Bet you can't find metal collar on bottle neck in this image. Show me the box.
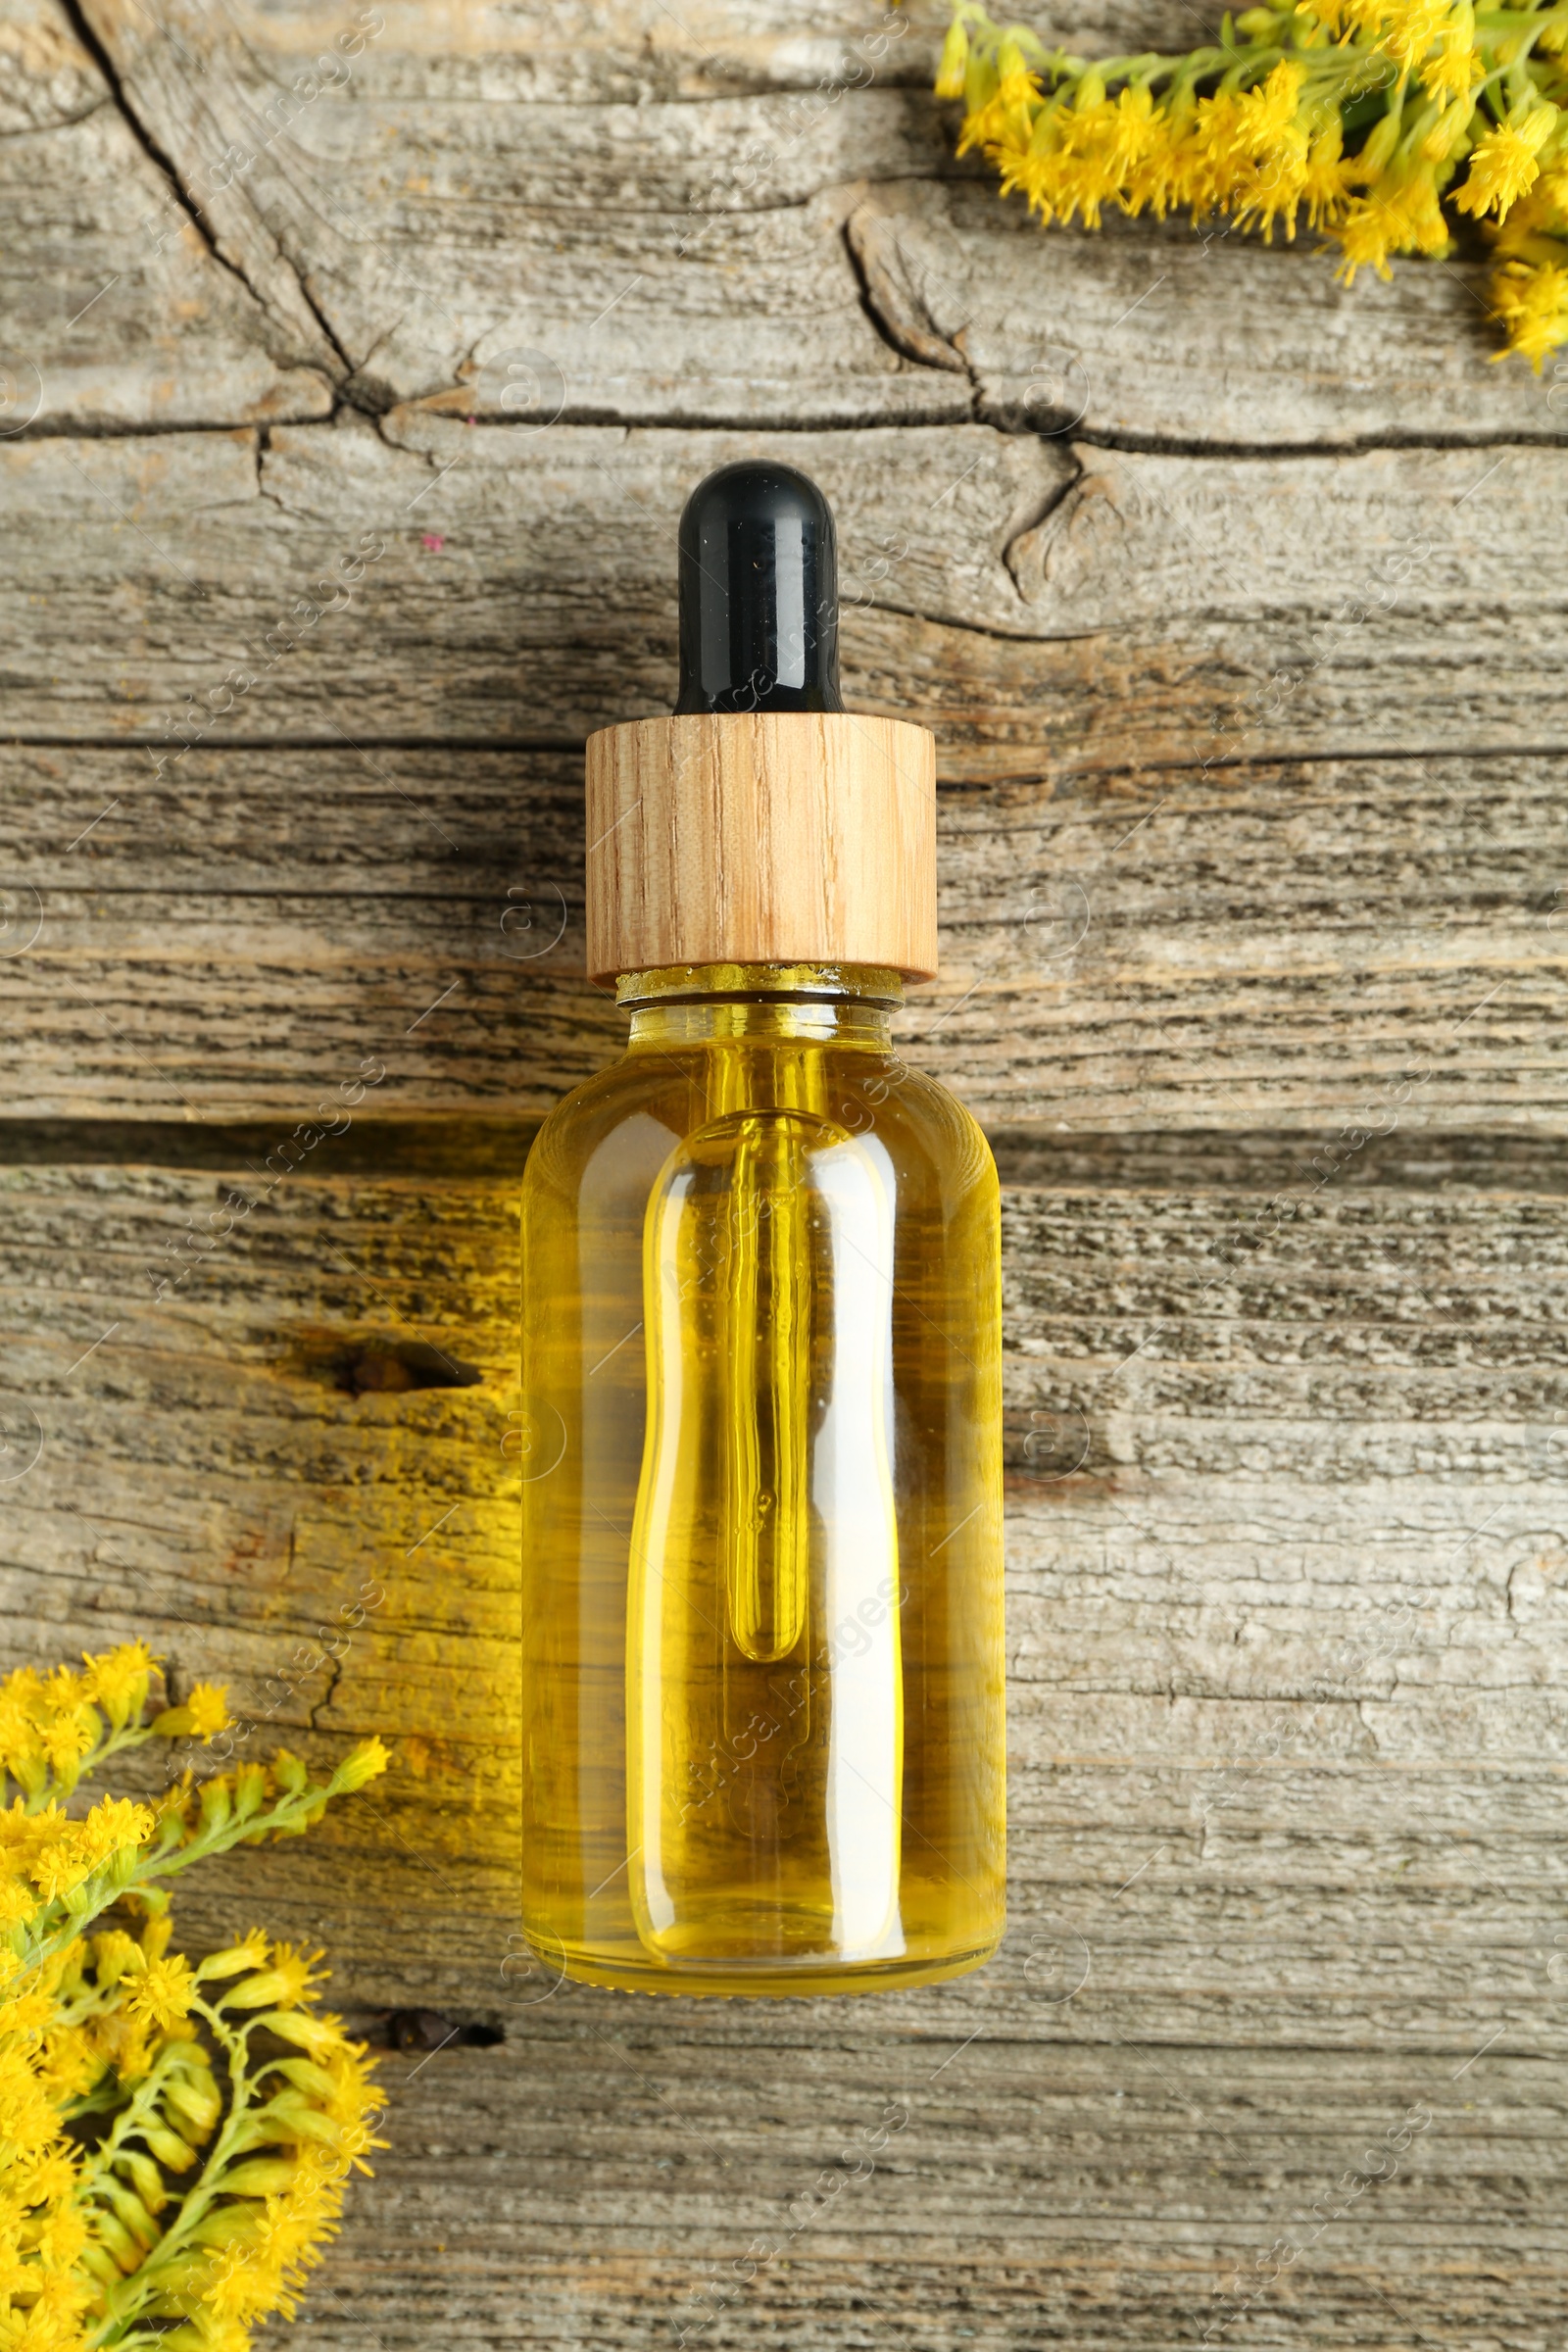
[614,961,905,1009]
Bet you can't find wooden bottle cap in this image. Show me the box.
[585,710,937,985]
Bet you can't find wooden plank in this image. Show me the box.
[288,2220,1568,2352]
[0,743,1558,1126]
[2,1157,1564,2002]
[6,3,1565,2345]
[0,420,1071,744]
[848,183,1568,450]
[206,0,1200,88]
[18,0,1550,437]
[67,0,961,422]
[0,0,334,428]
[1,1154,1564,2341]
[3,419,1562,764]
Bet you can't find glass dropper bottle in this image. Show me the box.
[518,461,1005,1996]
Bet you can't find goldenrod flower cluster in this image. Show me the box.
[0,1646,389,2351]
[940,0,1568,365]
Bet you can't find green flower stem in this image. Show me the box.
[19,1788,342,1982]
[968,28,1506,119]
[17,1723,162,1816]
[53,1982,131,2034]
[74,2042,193,2193]
[946,0,1568,363]
[86,1997,262,2346]
[2,1649,386,2352]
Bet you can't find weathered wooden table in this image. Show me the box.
[3,0,1565,2342]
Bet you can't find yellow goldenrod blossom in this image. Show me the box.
[153,1680,232,1741]
[935,14,969,100]
[1380,0,1457,70]
[1337,165,1452,278]
[186,1683,231,1739]
[331,1737,391,1793]
[941,1,1568,365]
[36,1713,95,1777]
[1302,119,1357,226]
[221,1943,323,2012]
[0,1647,387,2352]
[198,1929,272,1981]
[1454,103,1560,216]
[1420,1,1482,103]
[77,1641,155,1727]
[125,1951,197,2030]
[1489,256,1568,361]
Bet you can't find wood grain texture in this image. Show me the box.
[2,417,1563,768]
[4,0,1566,2340]
[0,744,1559,1127]
[6,1153,1566,2009]
[584,714,938,979]
[17,0,1553,439]
[847,182,1568,450]
[0,0,334,429]
[0,1159,1564,2346]
[60,0,960,421]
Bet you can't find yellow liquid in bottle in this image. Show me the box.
[519,967,1004,1997]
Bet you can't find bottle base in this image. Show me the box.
[546,1937,1003,1999]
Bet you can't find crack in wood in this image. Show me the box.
[58,0,304,357]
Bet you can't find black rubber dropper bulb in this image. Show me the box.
[674,461,844,715]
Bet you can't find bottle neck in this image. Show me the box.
[621,962,900,1052]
